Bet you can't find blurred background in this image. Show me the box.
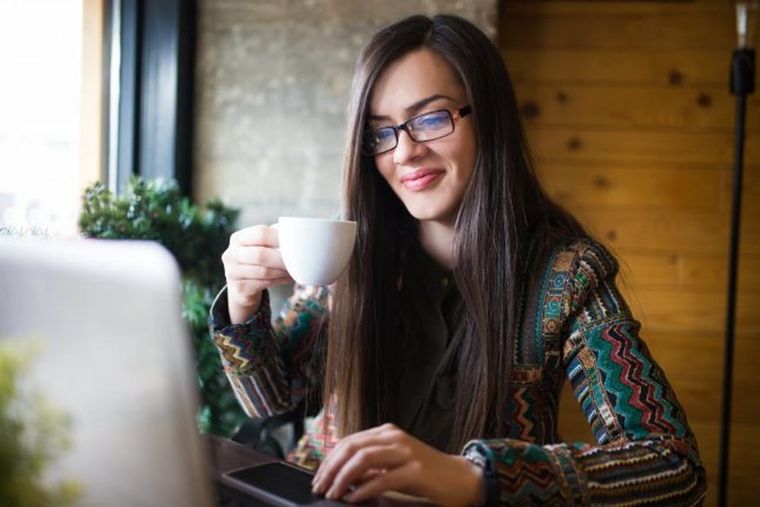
[0,0,757,505]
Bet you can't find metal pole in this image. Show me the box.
[718,46,755,507]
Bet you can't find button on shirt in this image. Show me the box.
[395,242,465,452]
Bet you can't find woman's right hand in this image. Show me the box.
[222,225,293,324]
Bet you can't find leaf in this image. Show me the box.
[0,343,83,506]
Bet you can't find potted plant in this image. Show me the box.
[0,343,82,506]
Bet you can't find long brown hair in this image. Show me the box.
[324,14,587,452]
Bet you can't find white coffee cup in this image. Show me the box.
[275,217,357,286]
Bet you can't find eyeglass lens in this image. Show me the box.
[364,109,454,155]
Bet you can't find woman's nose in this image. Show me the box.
[392,129,428,165]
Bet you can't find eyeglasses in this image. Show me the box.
[362,105,472,156]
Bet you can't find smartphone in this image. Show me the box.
[224,462,322,506]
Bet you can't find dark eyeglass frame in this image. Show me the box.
[362,105,472,156]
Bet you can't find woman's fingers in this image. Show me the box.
[225,263,290,281]
[233,245,287,270]
[223,225,289,323]
[227,276,293,311]
[323,445,411,500]
[343,461,419,503]
[228,276,293,295]
[313,424,404,495]
[355,468,386,484]
[230,225,279,248]
[312,425,482,506]
[223,226,291,297]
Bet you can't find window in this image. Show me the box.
[0,0,88,238]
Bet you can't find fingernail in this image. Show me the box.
[326,488,335,500]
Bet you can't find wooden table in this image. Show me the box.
[207,435,432,506]
[209,434,278,478]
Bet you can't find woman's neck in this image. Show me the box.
[418,219,456,270]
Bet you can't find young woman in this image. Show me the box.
[211,14,706,506]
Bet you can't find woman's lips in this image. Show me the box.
[400,169,445,191]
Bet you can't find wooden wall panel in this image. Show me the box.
[528,127,759,166]
[536,163,724,211]
[617,251,681,287]
[514,84,760,131]
[678,254,760,290]
[742,166,760,218]
[618,251,760,291]
[502,4,735,50]
[571,208,760,254]
[505,0,734,15]
[503,48,730,85]
[726,422,760,501]
[618,286,760,337]
[502,1,759,504]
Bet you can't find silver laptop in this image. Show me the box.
[0,238,215,507]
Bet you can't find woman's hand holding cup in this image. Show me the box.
[222,225,293,324]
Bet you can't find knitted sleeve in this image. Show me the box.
[463,241,706,505]
[209,284,329,418]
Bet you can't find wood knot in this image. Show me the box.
[606,230,617,241]
[567,137,583,151]
[521,100,540,119]
[668,70,684,85]
[592,175,610,189]
[697,93,712,108]
[556,90,568,103]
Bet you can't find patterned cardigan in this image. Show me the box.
[210,239,706,505]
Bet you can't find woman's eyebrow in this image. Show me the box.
[367,94,456,121]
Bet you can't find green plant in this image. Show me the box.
[0,342,83,507]
[78,177,246,436]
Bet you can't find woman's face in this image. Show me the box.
[368,49,477,225]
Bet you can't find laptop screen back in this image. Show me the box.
[0,238,214,507]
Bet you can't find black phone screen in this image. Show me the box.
[225,462,318,506]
